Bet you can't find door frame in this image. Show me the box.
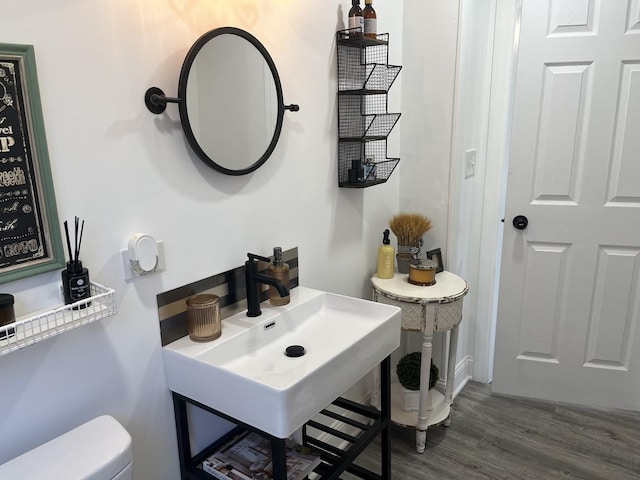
[462,0,522,383]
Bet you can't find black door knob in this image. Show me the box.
[512,215,528,230]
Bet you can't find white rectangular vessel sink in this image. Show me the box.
[163,286,401,438]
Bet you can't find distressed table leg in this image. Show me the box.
[443,326,459,427]
[415,428,427,453]
[415,330,434,453]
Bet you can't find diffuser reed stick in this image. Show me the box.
[64,220,73,263]
[64,216,85,263]
[389,213,432,246]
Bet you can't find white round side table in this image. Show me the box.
[371,271,468,453]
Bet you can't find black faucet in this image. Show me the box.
[245,253,289,317]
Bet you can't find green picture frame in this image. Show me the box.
[0,43,64,284]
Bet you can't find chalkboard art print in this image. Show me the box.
[0,44,63,283]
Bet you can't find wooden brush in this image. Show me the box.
[389,213,432,245]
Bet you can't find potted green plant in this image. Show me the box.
[396,352,439,412]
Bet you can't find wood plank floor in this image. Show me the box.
[348,381,640,480]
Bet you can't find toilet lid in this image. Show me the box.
[0,415,132,480]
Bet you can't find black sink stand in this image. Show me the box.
[171,356,392,480]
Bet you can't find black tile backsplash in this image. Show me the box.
[156,247,299,346]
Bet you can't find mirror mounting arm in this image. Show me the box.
[145,87,181,115]
[284,104,300,112]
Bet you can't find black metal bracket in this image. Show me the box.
[144,87,181,114]
[170,356,392,480]
[146,85,297,117]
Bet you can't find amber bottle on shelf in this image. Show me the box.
[363,0,377,39]
[348,0,363,37]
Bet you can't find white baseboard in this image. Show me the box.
[433,353,473,398]
[452,354,473,398]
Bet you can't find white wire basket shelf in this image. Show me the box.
[0,282,116,356]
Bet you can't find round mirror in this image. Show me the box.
[177,27,285,175]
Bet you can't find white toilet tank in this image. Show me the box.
[0,415,133,480]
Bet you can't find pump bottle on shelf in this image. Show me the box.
[268,247,290,306]
[377,229,394,279]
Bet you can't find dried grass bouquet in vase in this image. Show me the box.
[389,213,432,273]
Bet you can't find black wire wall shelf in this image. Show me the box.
[336,32,388,47]
[336,29,401,188]
[338,112,401,139]
[338,63,402,93]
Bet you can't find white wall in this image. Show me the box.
[397,0,446,370]
[0,2,404,479]
[400,0,459,253]
[400,0,467,384]
[400,0,508,391]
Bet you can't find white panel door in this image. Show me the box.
[493,0,640,410]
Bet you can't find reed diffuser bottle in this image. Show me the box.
[62,261,90,307]
[62,216,91,308]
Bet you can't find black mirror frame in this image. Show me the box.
[178,27,285,176]
[145,27,299,175]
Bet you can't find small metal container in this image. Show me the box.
[0,293,16,339]
[186,294,221,342]
[408,260,437,286]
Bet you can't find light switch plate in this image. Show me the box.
[465,149,477,178]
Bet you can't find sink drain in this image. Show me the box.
[285,345,305,357]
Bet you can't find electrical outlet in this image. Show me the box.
[465,149,477,178]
